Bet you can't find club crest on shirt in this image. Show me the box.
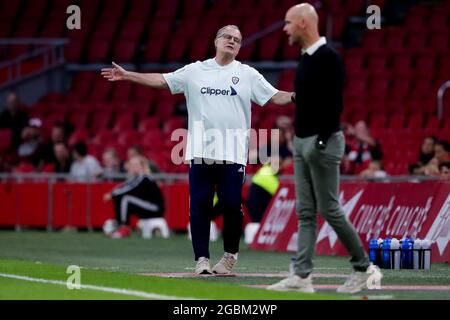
[232,76,239,85]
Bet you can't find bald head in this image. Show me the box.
[287,3,318,25]
[283,3,320,47]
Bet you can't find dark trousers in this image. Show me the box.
[113,195,161,225]
[247,184,273,223]
[189,159,245,261]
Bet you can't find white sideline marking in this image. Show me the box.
[0,273,198,300]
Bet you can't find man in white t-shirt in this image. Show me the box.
[101,25,294,274]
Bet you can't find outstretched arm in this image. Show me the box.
[101,62,168,89]
[269,91,295,105]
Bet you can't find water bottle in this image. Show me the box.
[381,238,392,269]
[377,238,383,266]
[413,239,422,269]
[390,238,401,269]
[401,238,413,269]
[369,239,379,266]
[421,239,432,270]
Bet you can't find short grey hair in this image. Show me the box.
[215,25,242,39]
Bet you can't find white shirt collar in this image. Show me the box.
[302,37,327,55]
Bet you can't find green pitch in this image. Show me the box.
[0,231,449,300]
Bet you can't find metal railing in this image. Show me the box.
[437,80,450,120]
[0,38,68,90]
[0,172,439,183]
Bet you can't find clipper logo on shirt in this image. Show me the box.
[200,86,237,96]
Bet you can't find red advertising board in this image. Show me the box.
[251,181,450,263]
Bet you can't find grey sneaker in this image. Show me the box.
[337,264,383,294]
[195,257,212,275]
[266,274,315,293]
[212,253,237,274]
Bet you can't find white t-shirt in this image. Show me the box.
[70,155,103,181]
[163,58,278,165]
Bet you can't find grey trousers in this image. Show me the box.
[293,131,370,278]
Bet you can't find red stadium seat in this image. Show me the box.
[367,75,390,100]
[89,79,112,102]
[128,0,153,19]
[0,129,12,152]
[65,40,84,63]
[182,0,206,18]
[14,162,35,173]
[189,37,211,61]
[414,52,436,75]
[90,110,112,132]
[367,50,388,75]
[40,19,67,37]
[154,99,177,121]
[117,130,141,147]
[390,52,412,75]
[369,114,387,130]
[407,114,424,130]
[68,129,90,146]
[162,117,186,134]
[344,49,365,75]
[258,32,282,60]
[113,113,135,132]
[154,0,179,20]
[68,111,89,129]
[166,34,190,62]
[427,12,449,31]
[142,130,166,150]
[425,116,441,131]
[41,163,56,173]
[384,28,405,51]
[389,76,411,100]
[428,31,450,51]
[111,82,132,102]
[87,39,111,62]
[138,117,160,133]
[144,37,168,62]
[361,29,384,48]
[91,130,117,146]
[345,73,367,99]
[113,39,138,62]
[404,31,426,50]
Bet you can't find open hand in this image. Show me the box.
[101,62,127,81]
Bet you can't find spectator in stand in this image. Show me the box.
[16,118,45,168]
[41,122,69,168]
[344,120,383,174]
[415,140,450,177]
[418,136,437,166]
[102,147,124,179]
[359,160,387,179]
[127,145,160,173]
[439,161,450,181]
[434,140,450,164]
[70,142,102,181]
[53,142,72,173]
[0,92,29,148]
[409,136,437,175]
